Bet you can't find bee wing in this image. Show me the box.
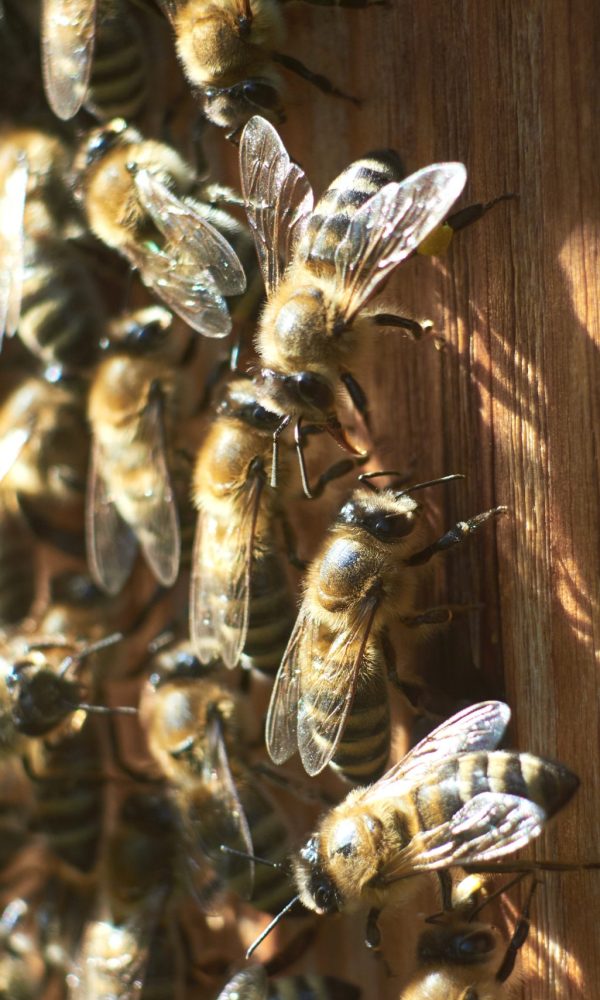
[0,154,28,342]
[0,427,31,482]
[190,474,263,669]
[377,792,547,883]
[41,0,96,119]
[217,968,268,1000]
[297,589,382,777]
[130,170,246,337]
[86,437,138,595]
[200,712,255,899]
[334,163,467,323]
[265,605,310,766]
[363,701,511,800]
[239,115,314,294]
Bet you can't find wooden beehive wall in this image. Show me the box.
[207,0,599,996]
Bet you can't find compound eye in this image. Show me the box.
[457,931,494,958]
[314,882,335,912]
[370,511,415,540]
[293,372,334,411]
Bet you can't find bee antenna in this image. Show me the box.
[397,473,465,496]
[245,895,301,960]
[59,632,124,677]
[219,844,282,869]
[358,470,407,493]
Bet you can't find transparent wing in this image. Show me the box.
[0,155,28,342]
[334,163,467,322]
[41,0,96,119]
[265,606,309,766]
[0,427,31,483]
[363,701,510,802]
[86,438,138,596]
[132,170,246,337]
[239,115,314,294]
[378,793,547,883]
[297,589,381,777]
[190,474,263,669]
[127,384,180,587]
[200,712,255,899]
[217,968,268,1000]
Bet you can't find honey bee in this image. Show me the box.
[140,642,293,912]
[218,966,361,1000]
[266,475,505,782]
[400,873,538,1000]
[0,493,36,626]
[86,305,201,594]
[0,126,107,367]
[154,0,379,139]
[247,702,579,957]
[190,377,297,674]
[239,116,467,481]
[67,791,192,1000]
[0,371,90,576]
[74,119,249,335]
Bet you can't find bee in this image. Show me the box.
[400,873,538,1000]
[218,966,361,1000]
[247,702,579,957]
[0,493,36,626]
[67,791,194,1000]
[74,119,249,335]
[140,642,293,913]
[190,377,297,674]
[0,126,107,367]
[86,305,202,594]
[238,116,467,485]
[0,371,90,577]
[266,474,505,782]
[154,0,380,140]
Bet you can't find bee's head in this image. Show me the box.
[107,306,173,355]
[418,922,498,967]
[218,378,281,433]
[338,489,420,543]
[6,658,79,736]
[201,80,284,138]
[73,118,137,187]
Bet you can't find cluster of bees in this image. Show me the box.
[0,0,589,997]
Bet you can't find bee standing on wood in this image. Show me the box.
[239,116,467,492]
[247,703,579,957]
[266,474,505,782]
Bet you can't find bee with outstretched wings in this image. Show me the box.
[289,701,579,934]
[239,115,467,485]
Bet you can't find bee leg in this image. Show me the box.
[309,455,368,500]
[445,192,517,236]
[371,312,433,341]
[341,371,372,433]
[273,52,361,105]
[407,506,508,566]
[365,907,382,949]
[495,878,539,983]
[279,511,307,570]
[201,182,246,209]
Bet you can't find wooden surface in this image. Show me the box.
[209,0,599,996]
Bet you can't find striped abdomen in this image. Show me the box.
[19,236,105,368]
[86,0,148,122]
[399,750,580,840]
[242,552,296,676]
[24,720,102,872]
[296,150,404,279]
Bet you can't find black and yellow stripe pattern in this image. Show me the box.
[297,151,404,280]
[241,553,296,676]
[86,0,148,122]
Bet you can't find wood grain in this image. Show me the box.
[211,0,598,996]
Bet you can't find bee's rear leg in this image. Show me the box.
[495,878,539,983]
[445,193,517,237]
[273,52,360,104]
[407,506,507,566]
[370,312,434,341]
[341,370,371,433]
[309,454,368,500]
